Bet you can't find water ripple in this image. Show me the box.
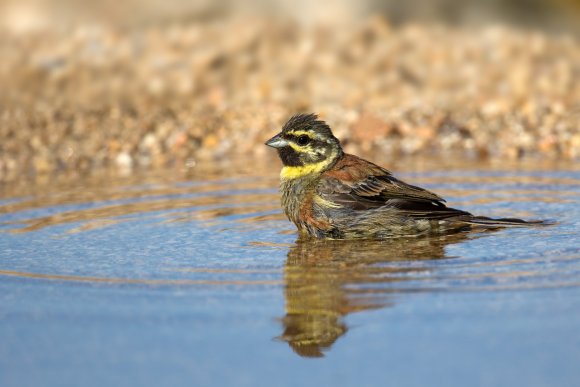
[1,166,579,357]
[0,168,579,293]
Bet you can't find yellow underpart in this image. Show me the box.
[314,194,342,209]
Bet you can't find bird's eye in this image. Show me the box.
[297,135,310,146]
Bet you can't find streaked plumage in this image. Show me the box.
[266,113,546,239]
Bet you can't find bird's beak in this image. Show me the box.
[265,133,289,148]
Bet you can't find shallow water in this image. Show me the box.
[1,159,579,387]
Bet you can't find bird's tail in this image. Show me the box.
[461,215,552,228]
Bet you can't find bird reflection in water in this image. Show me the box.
[276,232,476,358]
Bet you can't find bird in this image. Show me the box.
[265,113,547,239]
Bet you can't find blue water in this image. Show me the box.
[1,164,579,387]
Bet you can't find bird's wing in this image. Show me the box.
[318,154,471,219]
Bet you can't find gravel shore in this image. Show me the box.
[1,17,579,179]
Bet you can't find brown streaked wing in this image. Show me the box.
[320,154,446,205]
[317,174,472,219]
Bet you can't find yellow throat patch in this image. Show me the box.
[280,161,329,180]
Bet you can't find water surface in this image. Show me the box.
[1,159,579,387]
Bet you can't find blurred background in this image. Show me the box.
[1,0,580,180]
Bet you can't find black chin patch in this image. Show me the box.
[277,146,303,166]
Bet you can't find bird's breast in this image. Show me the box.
[280,178,308,224]
[280,177,333,234]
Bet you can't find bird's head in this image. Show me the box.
[265,114,343,178]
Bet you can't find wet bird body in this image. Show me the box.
[267,114,545,239]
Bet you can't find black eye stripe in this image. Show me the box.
[286,134,309,141]
[285,134,321,145]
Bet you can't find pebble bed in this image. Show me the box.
[1,17,579,179]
